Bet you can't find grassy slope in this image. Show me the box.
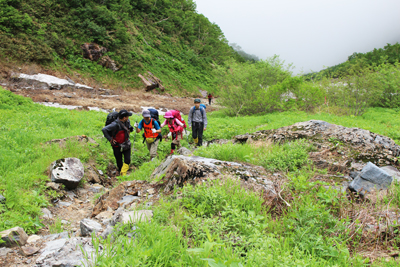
[0,0,245,94]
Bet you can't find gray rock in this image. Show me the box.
[0,247,12,257]
[58,201,72,207]
[21,245,40,256]
[88,184,104,193]
[50,158,84,190]
[42,231,68,241]
[349,162,393,195]
[0,194,5,204]
[35,237,99,267]
[349,171,360,180]
[80,219,103,237]
[0,227,28,247]
[117,195,139,207]
[380,166,400,182]
[41,208,53,219]
[27,235,42,244]
[100,226,114,240]
[177,147,192,156]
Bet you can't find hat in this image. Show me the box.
[164,111,174,118]
[194,98,201,103]
[142,110,151,118]
[119,109,132,117]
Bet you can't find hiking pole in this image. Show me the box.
[185,128,189,146]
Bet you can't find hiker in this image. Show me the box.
[160,111,184,155]
[135,110,162,160]
[207,93,213,105]
[188,98,207,147]
[102,110,134,176]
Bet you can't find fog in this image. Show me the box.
[195,0,400,74]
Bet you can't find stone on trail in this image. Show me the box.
[20,245,40,256]
[0,227,28,247]
[35,237,99,266]
[27,235,42,244]
[100,226,114,240]
[0,247,12,257]
[80,218,103,237]
[50,158,84,190]
[349,162,393,195]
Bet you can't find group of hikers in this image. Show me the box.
[102,98,209,176]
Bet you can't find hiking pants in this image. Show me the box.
[112,146,131,171]
[171,132,182,150]
[192,122,204,146]
[146,139,160,159]
[208,98,212,105]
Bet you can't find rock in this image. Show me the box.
[42,232,68,241]
[45,182,61,191]
[27,235,42,244]
[177,147,192,156]
[50,158,84,190]
[0,227,28,247]
[85,165,102,184]
[98,170,104,176]
[58,201,72,207]
[20,246,40,256]
[35,237,99,266]
[0,247,12,257]
[88,184,104,193]
[147,188,155,195]
[349,162,393,195]
[0,194,5,204]
[80,219,103,237]
[349,171,360,180]
[100,226,114,240]
[98,55,122,72]
[41,208,53,219]
[81,43,107,61]
[117,195,140,207]
[95,210,114,221]
[151,155,277,201]
[16,73,93,91]
[380,166,400,182]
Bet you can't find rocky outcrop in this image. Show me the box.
[234,120,400,166]
[14,73,93,90]
[80,219,103,237]
[50,158,84,190]
[152,155,277,201]
[98,55,122,72]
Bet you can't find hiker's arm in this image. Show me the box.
[136,120,143,133]
[175,118,184,127]
[153,121,162,133]
[102,123,117,142]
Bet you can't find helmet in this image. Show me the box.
[164,111,174,118]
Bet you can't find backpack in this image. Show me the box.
[170,110,187,128]
[200,104,206,110]
[190,106,205,121]
[148,108,161,126]
[105,111,119,126]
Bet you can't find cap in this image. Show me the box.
[142,110,151,118]
[119,109,132,117]
[194,98,201,103]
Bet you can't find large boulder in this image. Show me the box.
[151,155,277,201]
[349,162,393,195]
[0,227,28,247]
[380,166,400,182]
[50,158,84,190]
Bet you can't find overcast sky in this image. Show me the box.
[195,0,400,74]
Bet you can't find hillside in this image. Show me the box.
[304,42,400,80]
[0,0,247,94]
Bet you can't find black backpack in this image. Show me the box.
[105,111,119,126]
[148,108,161,126]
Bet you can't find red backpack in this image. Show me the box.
[170,110,186,128]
